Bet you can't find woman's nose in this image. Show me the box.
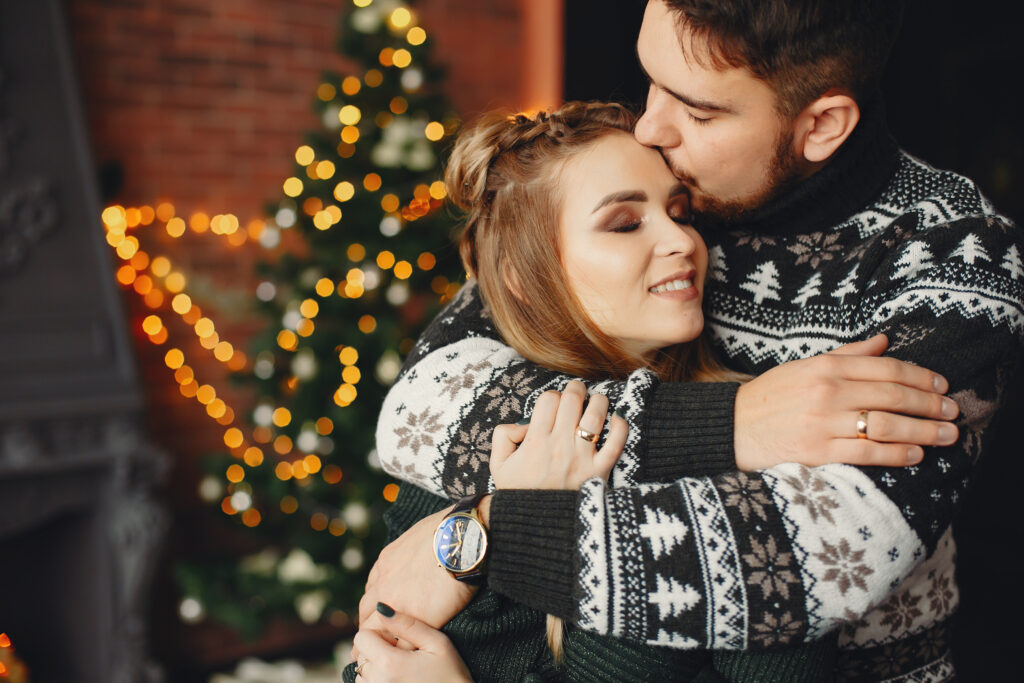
[653,220,697,257]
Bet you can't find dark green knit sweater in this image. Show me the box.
[343,483,837,682]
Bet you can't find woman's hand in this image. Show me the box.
[490,380,628,489]
[734,334,960,471]
[353,603,472,682]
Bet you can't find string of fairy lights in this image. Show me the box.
[102,0,462,536]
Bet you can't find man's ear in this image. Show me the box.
[793,90,860,164]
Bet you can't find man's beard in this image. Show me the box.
[672,128,802,227]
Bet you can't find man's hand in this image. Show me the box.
[358,507,477,631]
[734,334,960,470]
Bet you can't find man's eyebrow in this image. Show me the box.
[592,190,647,213]
[668,183,689,199]
[637,52,735,114]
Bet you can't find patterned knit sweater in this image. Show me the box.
[375,103,1024,682]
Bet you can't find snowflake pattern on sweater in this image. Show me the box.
[375,146,1024,682]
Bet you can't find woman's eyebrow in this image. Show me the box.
[592,190,647,213]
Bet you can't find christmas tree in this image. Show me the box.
[173,0,464,635]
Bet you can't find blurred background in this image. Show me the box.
[0,0,1019,681]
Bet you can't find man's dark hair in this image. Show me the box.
[661,0,905,116]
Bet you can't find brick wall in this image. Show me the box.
[66,0,548,663]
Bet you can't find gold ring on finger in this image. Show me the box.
[856,410,869,439]
[576,427,599,444]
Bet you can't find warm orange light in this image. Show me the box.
[283,177,304,197]
[303,197,323,216]
[378,47,395,67]
[299,299,320,318]
[221,497,237,515]
[316,83,336,101]
[142,315,163,335]
[292,460,309,479]
[347,243,366,261]
[194,317,215,337]
[424,121,445,141]
[139,205,155,225]
[310,512,328,530]
[214,341,234,362]
[277,329,298,350]
[390,7,412,28]
[272,407,292,427]
[273,435,293,454]
[125,207,141,228]
[217,406,235,426]
[316,160,336,179]
[303,454,322,474]
[334,181,355,203]
[150,255,171,278]
[182,305,202,325]
[116,236,140,260]
[242,509,261,527]
[316,417,334,435]
[329,519,347,536]
[133,274,153,295]
[393,260,413,280]
[224,428,244,449]
[389,97,408,115]
[381,194,400,213]
[337,142,356,158]
[166,217,186,237]
[165,348,185,369]
[174,366,194,385]
[247,219,265,241]
[144,289,165,309]
[323,465,343,484]
[207,399,227,419]
[342,366,362,384]
[106,230,126,247]
[199,333,219,350]
[130,251,150,271]
[253,426,272,443]
[190,212,210,233]
[116,265,137,285]
[170,293,191,315]
[165,272,186,293]
[342,75,361,95]
[407,26,426,45]
[383,483,400,502]
[148,327,169,345]
[156,202,175,222]
[226,464,245,483]
[275,461,293,481]
[431,275,449,294]
[335,383,357,404]
[363,173,382,191]
[365,68,383,87]
[357,315,376,334]
[296,319,315,337]
[339,104,362,126]
[429,181,447,199]
[315,278,335,297]
[243,447,264,467]
[392,49,412,69]
[340,125,360,144]
[196,384,216,405]
[417,252,436,270]
[376,251,395,270]
[179,380,198,398]
[0,632,12,648]
[338,346,359,365]
[227,351,247,371]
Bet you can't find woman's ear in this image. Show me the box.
[793,90,860,164]
[502,262,526,302]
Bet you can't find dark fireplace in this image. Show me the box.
[0,2,165,681]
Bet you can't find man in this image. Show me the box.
[359,1,1023,680]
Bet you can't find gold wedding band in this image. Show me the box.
[576,427,599,443]
[856,410,869,439]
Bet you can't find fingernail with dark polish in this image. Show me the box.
[516,417,530,425]
[377,602,395,617]
[613,410,625,420]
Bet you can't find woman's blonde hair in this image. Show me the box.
[446,101,745,661]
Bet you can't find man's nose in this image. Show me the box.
[635,90,681,150]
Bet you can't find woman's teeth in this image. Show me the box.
[649,279,692,293]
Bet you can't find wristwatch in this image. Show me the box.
[433,493,488,585]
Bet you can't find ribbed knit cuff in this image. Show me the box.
[486,488,579,621]
[643,382,739,480]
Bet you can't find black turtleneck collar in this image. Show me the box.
[698,96,900,237]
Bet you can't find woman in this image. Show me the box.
[348,101,917,681]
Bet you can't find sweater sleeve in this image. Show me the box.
[375,282,739,500]
[485,216,1024,649]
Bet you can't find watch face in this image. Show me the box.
[434,513,486,573]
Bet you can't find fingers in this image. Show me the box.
[828,333,888,357]
[818,354,949,395]
[577,392,609,440]
[825,438,925,466]
[594,414,628,480]
[490,423,528,470]
[354,628,411,665]
[528,390,561,435]
[374,605,452,652]
[553,380,587,436]
[839,382,959,421]
[844,410,959,447]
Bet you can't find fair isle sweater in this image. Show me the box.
[375,103,1024,682]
